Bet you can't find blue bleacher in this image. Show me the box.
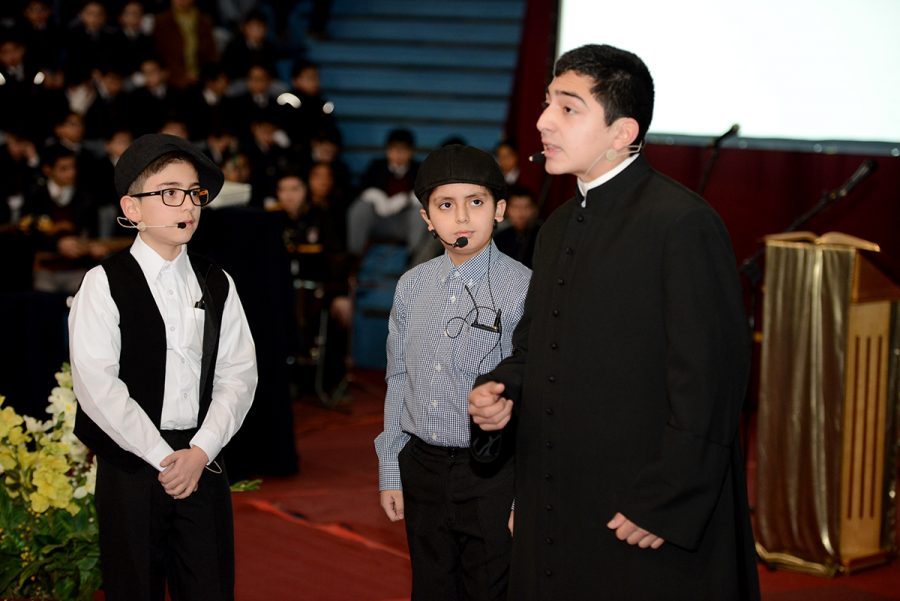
[288,0,524,176]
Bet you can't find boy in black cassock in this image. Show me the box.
[469,44,760,600]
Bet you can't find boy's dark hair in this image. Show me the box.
[554,44,654,146]
[41,144,76,169]
[506,185,536,204]
[495,139,518,153]
[242,8,268,26]
[385,128,415,149]
[290,59,317,79]
[414,144,506,211]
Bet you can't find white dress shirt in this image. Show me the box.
[69,234,258,471]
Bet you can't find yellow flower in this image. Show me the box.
[29,491,50,513]
[0,406,24,438]
[32,463,74,510]
[24,416,50,434]
[0,448,15,472]
[7,426,28,446]
[54,367,73,389]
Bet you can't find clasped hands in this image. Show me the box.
[467,381,665,550]
[158,446,209,500]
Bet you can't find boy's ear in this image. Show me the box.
[419,207,431,229]
[494,198,507,222]
[614,117,640,149]
[120,195,142,223]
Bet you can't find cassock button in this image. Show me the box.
[552,309,559,317]
[545,537,553,545]
[556,278,564,286]
[545,569,553,577]
[576,214,584,222]
[545,440,553,449]
[545,407,553,415]
[550,342,558,350]
[545,504,553,511]
[547,375,556,383]
[544,473,553,480]
[565,247,574,255]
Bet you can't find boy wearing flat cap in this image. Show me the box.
[69,133,258,601]
[374,144,531,600]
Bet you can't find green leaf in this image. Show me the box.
[230,478,263,492]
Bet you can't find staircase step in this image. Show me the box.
[307,41,518,70]
[331,0,525,20]
[320,66,512,97]
[329,94,507,123]
[328,19,521,46]
[338,121,503,152]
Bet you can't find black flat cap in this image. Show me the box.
[414,144,506,206]
[114,133,224,199]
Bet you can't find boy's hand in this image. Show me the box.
[159,446,209,500]
[607,512,665,549]
[380,490,404,521]
[508,510,515,536]
[468,381,513,431]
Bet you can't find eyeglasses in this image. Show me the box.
[131,188,211,207]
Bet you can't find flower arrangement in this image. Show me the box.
[0,363,100,601]
[0,364,262,600]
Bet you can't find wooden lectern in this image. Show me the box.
[755,232,900,575]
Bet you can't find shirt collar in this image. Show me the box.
[577,153,640,200]
[130,233,189,282]
[437,240,498,287]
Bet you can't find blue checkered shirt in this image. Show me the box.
[375,241,532,490]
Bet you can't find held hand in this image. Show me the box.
[468,381,513,431]
[380,490,404,521]
[607,512,665,549]
[508,510,515,536]
[158,446,209,500]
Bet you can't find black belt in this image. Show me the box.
[409,434,468,458]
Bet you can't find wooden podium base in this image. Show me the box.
[756,543,893,576]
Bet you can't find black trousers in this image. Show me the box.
[399,436,514,601]
[94,430,234,601]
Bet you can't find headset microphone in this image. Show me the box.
[117,217,187,231]
[529,151,546,164]
[431,229,469,248]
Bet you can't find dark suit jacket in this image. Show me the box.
[475,155,759,600]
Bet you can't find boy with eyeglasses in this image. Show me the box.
[69,133,258,601]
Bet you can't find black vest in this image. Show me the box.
[74,250,229,472]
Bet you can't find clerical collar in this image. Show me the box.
[577,153,640,204]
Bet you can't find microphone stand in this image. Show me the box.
[698,125,739,195]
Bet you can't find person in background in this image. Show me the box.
[494,140,520,186]
[112,1,155,78]
[346,128,422,257]
[493,185,540,269]
[153,0,219,89]
[220,9,278,83]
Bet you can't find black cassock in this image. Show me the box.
[474,155,760,600]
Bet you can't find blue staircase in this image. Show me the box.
[283,0,525,178]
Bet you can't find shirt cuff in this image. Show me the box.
[379,461,402,491]
[190,429,221,465]
[146,438,176,472]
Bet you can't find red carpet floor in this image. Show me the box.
[232,370,900,600]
